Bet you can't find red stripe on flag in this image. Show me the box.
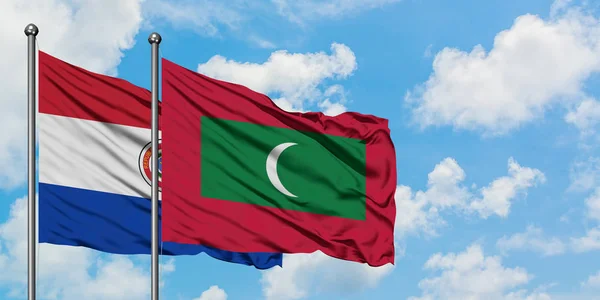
[39,51,157,128]
[161,58,397,266]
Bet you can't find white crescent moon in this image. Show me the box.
[266,142,298,198]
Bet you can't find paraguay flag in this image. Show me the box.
[37,51,282,269]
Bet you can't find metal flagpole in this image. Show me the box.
[148,32,162,300]
[24,23,39,300]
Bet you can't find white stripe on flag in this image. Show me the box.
[39,113,160,199]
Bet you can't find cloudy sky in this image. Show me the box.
[1,0,600,299]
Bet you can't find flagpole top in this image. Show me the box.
[148,32,162,45]
[24,24,39,37]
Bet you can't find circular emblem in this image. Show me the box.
[138,139,162,191]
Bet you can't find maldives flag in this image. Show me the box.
[161,59,397,266]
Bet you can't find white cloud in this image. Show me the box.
[581,270,600,289]
[396,157,545,237]
[571,227,600,253]
[417,157,471,209]
[144,0,399,38]
[585,188,600,221]
[317,85,349,116]
[193,285,228,300]
[260,251,394,300]
[318,99,347,116]
[248,35,277,49]
[570,186,600,253]
[550,0,574,17]
[272,0,401,24]
[496,186,600,255]
[496,225,567,257]
[409,244,548,300]
[0,196,176,299]
[160,257,176,274]
[197,43,356,113]
[143,0,396,46]
[569,157,600,192]
[394,185,444,238]
[504,290,553,300]
[0,0,144,188]
[406,5,600,136]
[423,44,434,58]
[469,158,546,218]
[143,0,244,37]
[565,98,600,137]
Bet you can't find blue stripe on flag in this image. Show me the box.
[39,182,282,269]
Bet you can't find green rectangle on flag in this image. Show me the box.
[200,117,367,220]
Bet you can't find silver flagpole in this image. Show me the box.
[24,23,38,300]
[148,32,162,300]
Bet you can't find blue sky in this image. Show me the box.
[1,0,600,299]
